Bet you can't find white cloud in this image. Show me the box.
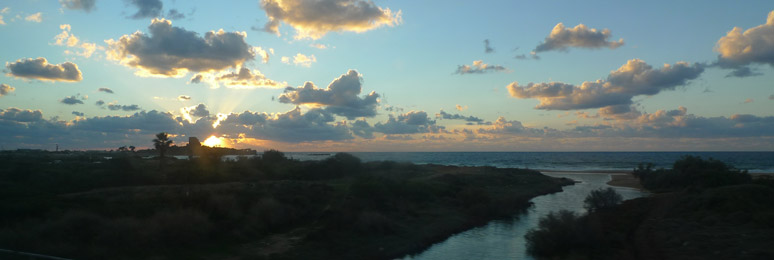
[25,12,42,23]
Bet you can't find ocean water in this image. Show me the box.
[286,152,774,173]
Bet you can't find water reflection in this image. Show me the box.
[402,173,647,260]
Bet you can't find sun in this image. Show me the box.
[202,135,223,147]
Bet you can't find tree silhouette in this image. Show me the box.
[152,132,173,158]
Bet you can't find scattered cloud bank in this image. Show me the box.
[25,12,42,23]
[53,24,97,58]
[714,10,774,77]
[259,0,402,39]
[279,69,379,119]
[533,22,624,53]
[508,59,704,110]
[6,57,83,82]
[190,67,286,89]
[60,0,96,12]
[484,39,494,53]
[0,84,15,96]
[454,60,507,74]
[106,18,255,77]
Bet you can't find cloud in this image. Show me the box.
[770,94,774,100]
[98,87,114,93]
[249,107,352,142]
[0,108,43,122]
[95,100,105,106]
[108,104,142,111]
[597,104,642,120]
[72,111,84,116]
[508,59,704,110]
[477,116,559,137]
[166,9,185,20]
[25,12,42,23]
[259,0,402,39]
[744,98,754,104]
[61,95,84,105]
[310,43,328,49]
[190,67,286,89]
[373,111,441,134]
[0,84,15,96]
[106,18,255,77]
[0,7,7,25]
[6,57,83,82]
[60,0,96,12]
[53,24,98,58]
[484,39,494,53]
[436,110,487,125]
[278,69,379,119]
[454,60,508,74]
[724,66,762,78]
[184,103,209,118]
[291,53,316,67]
[455,104,468,111]
[533,23,624,53]
[714,10,774,73]
[178,95,191,101]
[127,0,162,19]
[350,119,374,138]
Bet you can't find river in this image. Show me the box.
[401,172,648,260]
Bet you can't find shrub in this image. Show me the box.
[525,210,595,258]
[584,187,623,212]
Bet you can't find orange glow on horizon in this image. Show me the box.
[202,135,224,147]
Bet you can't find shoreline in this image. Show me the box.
[541,170,645,190]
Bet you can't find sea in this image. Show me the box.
[285,151,774,173]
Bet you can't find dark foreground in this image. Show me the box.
[0,150,571,260]
[525,156,774,260]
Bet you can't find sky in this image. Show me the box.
[1,0,773,152]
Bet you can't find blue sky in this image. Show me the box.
[1,0,773,151]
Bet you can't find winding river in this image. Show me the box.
[402,173,648,260]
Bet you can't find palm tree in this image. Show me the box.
[152,132,173,158]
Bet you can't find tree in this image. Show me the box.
[583,187,623,212]
[152,132,173,158]
[129,146,135,152]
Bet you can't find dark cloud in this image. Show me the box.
[279,70,379,119]
[714,11,774,73]
[533,23,624,53]
[61,95,84,105]
[0,84,15,96]
[98,87,114,94]
[260,0,402,39]
[508,59,704,110]
[166,9,185,20]
[350,119,374,138]
[60,0,96,12]
[484,39,494,53]
[373,111,442,135]
[598,105,642,120]
[250,107,352,142]
[72,111,84,116]
[185,104,209,118]
[724,66,763,78]
[0,108,43,122]
[6,57,82,82]
[178,95,191,101]
[454,60,507,74]
[436,110,487,124]
[127,0,162,19]
[107,104,142,111]
[106,18,255,77]
[95,100,105,106]
[190,67,285,89]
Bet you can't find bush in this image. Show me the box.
[635,156,751,191]
[584,187,622,212]
[525,210,596,258]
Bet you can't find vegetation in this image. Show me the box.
[0,149,571,260]
[525,156,774,260]
[583,187,622,212]
[152,132,173,158]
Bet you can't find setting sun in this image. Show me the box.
[202,135,223,147]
